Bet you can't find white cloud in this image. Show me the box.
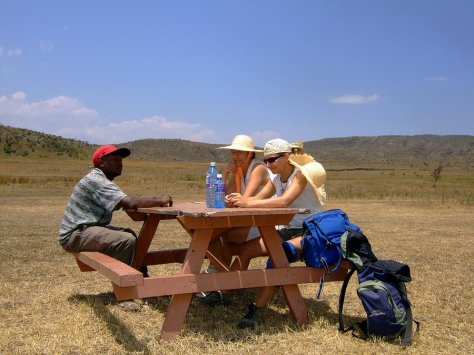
[0,92,97,119]
[425,76,447,82]
[0,92,217,144]
[0,91,99,132]
[330,94,379,105]
[12,91,27,100]
[87,116,217,143]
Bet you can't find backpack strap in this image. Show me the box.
[338,267,356,332]
[401,302,421,347]
[316,250,343,299]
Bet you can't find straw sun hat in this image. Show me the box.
[288,152,327,205]
[218,135,263,152]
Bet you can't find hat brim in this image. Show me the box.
[217,145,263,152]
[288,154,315,166]
[107,147,131,158]
[290,154,327,205]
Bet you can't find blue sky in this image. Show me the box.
[1,0,473,146]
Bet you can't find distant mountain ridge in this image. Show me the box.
[119,138,230,163]
[1,124,473,167]
[304,135,474,166]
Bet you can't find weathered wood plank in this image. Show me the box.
[74,252,144,287]
[112,265,349,300]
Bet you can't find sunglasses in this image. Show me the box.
[263,154,284,164]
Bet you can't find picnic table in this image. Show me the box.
[74,202,349,341]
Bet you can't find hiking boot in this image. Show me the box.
[238,303,262,329]
[116,300,141,312]
[197,291,230,307]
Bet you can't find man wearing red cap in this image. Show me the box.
[58,145,173,275]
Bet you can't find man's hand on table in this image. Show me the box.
[120,194,173,209]
[155,194,173,207]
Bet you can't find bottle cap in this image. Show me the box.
[217,174,222,178]
[211,162,216,166]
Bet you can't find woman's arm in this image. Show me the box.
[241,164,269,198]
[231,171,307,208]
[223,163,237,193]
[226,178,275,206]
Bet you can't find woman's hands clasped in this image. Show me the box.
[225,192,248,208]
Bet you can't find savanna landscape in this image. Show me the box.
[0,126,473,354]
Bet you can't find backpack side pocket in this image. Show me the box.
[357,280,408,338]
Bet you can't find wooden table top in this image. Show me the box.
[135,202,310,217]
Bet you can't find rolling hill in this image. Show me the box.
[304,135,474,166]
[1,124,473,167]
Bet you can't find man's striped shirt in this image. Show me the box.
[58,168,126,245]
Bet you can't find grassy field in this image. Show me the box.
[0,156,473,354]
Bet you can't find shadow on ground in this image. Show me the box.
[69,292,152,353]
[67,288,366,345]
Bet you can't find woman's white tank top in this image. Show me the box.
[271,168,323,229]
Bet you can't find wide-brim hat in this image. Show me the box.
[218,134,263,152]
[289,153,327,205]
[291,140,304,151]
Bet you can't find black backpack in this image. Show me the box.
[338,230,420,346]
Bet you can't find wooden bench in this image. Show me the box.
[74,245,237,278]
[73,248,190,288]
[74,252,144,287]
[74,251,350,298]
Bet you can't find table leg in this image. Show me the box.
[259,225,309,325]
[161,228,213,341]
[132,214,161,270]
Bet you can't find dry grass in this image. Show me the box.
[0,156,473,354]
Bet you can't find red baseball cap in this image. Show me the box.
[92,145,131,167]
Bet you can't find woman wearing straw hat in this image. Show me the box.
[218,134,269,199]
[205,135,269,266]
[227,138,326,246]
[225,138,327,328]
[199,135,270,306]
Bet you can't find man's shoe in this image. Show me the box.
[238,303,261,329]
[197,291,230,307]
[139,265,149,278]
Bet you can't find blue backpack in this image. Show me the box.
[301,209,360,273]
[266,209,360,297]
[300,209,361,298]
[338,230,420,346]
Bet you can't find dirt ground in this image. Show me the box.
[0,195,473,354]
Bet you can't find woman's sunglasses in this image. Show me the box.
[263,154,284,164]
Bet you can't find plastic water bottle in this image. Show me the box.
[214,174,226,208]
[206,162,218,208]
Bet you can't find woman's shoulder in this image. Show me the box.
[249,160,268,174]
[250,158,265,167]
